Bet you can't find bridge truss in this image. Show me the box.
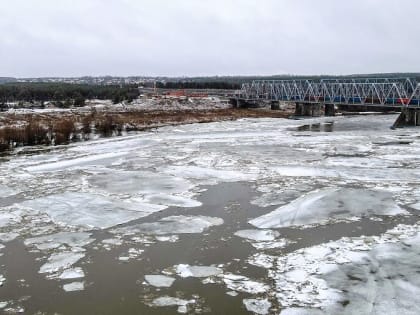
[240,78,420,107]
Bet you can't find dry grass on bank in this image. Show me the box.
[0,108,290,152]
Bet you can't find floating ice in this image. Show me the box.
[175,264,223,278]
[25,152,128,172]
[63,281,84,292]
[59,268,85,280]
[118,248,144,262]
[410,202,420,211]
[248,253,276,269]
[251,188,406,229]
[269,223,420,314]
[118,256,129,262]
[3,306,25,313]
[243,298,271,315]
[155,235,179,242]
[142,193,201,208]
[39,252,85,274]
[251,240,291,250]
[0,211,21,228]
[89,171,194,196]
[221,274,269,294]
[0,184,17,197]
[145,275,176,288]
[22,192,164,229]
[234,229,280,242]
[0,301,8,309]
[280,308,324,315]
[149,296,195,314]
[162,165,256,185]
[113,215,223,235]
[273,166,339,178]
[24,232,94,251]
[0,232,19,242]
[0,275,5,286]
[101,238,123,246]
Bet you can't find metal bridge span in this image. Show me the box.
[239,78,420,107]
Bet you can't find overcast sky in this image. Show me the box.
[1,0,419,77]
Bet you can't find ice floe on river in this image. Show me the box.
[235,229,292,250]
[148,296,197,314]
[243,298,272,315]
[39,252,85,275]
[0,184,17,198]
[63,281,85,292]
[251,188,407,229]
[24,232,94,281]
[145,275,176,288]
[274,222,420,314]
[175,264,223,278]
[112,215,223,236]
[22,192,164,230]
[234,229,280,241]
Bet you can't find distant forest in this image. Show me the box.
[0,83,140,107]
[0,81,240,107]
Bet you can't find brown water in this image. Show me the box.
[1,180,418,315]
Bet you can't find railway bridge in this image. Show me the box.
[233,78,420,127]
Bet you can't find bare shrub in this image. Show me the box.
[24,120,48,145]
[95,115,115,137]
[53,119,76,145]
[81,116,92,140]
[0,129,9,152]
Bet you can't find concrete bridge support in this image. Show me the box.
[295,103,323,117]
[393,108,420,128]
[271,101,280,110]
[325,104,336,116]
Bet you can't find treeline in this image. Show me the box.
[156,81,240,90]
[0,83,140,106]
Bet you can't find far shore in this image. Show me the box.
[0,101,292,153]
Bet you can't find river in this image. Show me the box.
[1,114,420,314]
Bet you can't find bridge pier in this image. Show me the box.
[393,108,420,128]
[325,104,336,116]
[230,98,259,108]
[295,103,323,117]
[271,101,280,110]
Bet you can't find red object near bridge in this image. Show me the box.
[397,98,410,105]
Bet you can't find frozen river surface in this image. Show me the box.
[1,115,420,314]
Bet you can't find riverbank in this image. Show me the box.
[0,105,291,152]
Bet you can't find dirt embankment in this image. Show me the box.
[0,107,291,152]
